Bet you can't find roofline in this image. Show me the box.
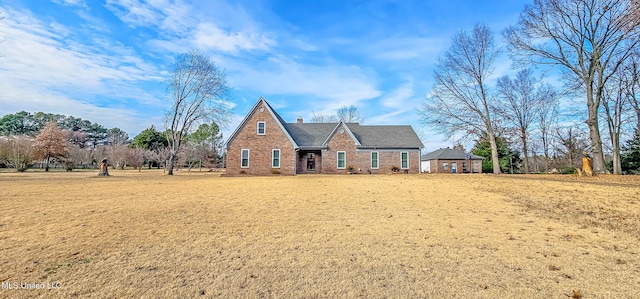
[322,121,361,146]
[357,147,422,150]
[298,146,328,150]
[225,97,299,149]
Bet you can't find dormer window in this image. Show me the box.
[257,121,265,135]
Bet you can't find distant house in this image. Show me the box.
[421,147,484,173]
[225,97,424,175]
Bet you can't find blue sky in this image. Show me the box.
[0,0,534,151]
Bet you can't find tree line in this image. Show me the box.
[0,112,224,172]
[420,0,640,175]
[0,49,230,174]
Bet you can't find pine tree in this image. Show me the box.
[621,131,640,173]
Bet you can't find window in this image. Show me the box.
[257,121,265,135]
[442,162,448,171]
[462,162,467,172]
[371,151,379,169]
[241,149,249,168]
[337,151,346,169]
[401,152,409,169]
[272,149,280,168]
[473,161,480,173]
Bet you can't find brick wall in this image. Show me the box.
[321,123,421,174]
[429,159,482,174]
[322,124,358,174]
[226,104,295,175]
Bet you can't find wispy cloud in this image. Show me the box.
[53,0,87,8]
[0,7,165,135]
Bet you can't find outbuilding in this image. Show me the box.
[421,147,484,173]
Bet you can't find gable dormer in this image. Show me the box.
[323,121,361,147]
[225,97,298,149]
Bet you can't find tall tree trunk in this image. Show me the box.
[45,156,50,172]
[521,129,529,174]
[612,140,621,174]
[487,128,501,174]
[586,90,606,174]
[167,153,176,175]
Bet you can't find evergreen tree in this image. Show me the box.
[472,134,521,173]
[621,132,640,173]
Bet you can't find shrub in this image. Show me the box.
[559,167,577,174]
[270,169,280,175]
[391,166,400,173]
[239,170,246,175]
[346,165,356,173]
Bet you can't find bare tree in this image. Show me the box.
[601,56,639,174]
[35,122,68,171]
[555,125,590,170]
[0,136,37,171]
[164,50,231,175]
[310,111,339,123]
[126,147,145,172]
[626,53,640,134]
[418,24,503,174]
[337,105,364,123]
[108,145,128,170]
[504,0,640,174]
[64,145,92,171]
[496,69,558,173]
[537,95,559,172]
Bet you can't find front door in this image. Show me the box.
[307,153,316,171]
[451,162,457,174]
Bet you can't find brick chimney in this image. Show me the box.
[297,116,303,123]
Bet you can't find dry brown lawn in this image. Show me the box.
[1,170,639,298]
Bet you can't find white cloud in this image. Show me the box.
[105,0,164,28]
[0,8,166,135]
[226,55,380,111]
[371,37,447,61]
[53,0,88,8]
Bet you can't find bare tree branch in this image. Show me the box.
[164,50,231,175]
[418,24,503,173]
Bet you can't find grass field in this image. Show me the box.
[1,170,639,298]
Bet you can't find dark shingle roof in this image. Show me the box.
[347,124,423,148]
[284,123,337,147]
[285,122,423,149]
[421,148,484,161]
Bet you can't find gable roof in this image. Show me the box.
[225,97,299,149]
[227,97,424,150]
[421,148,484,161]
[322,121,362,147]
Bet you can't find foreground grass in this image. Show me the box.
[0,170,639,298]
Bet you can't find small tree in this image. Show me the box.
[35,122,68,171]
[108,145,129,170]
[164,50,231,175]
[64,144,92,171]
[622,131,640,173]
[0,136,37,171]
[471,134,520,173]
[126,147,145,172]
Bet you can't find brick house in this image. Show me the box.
[421,147,484,173]
[225,97,424,175]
